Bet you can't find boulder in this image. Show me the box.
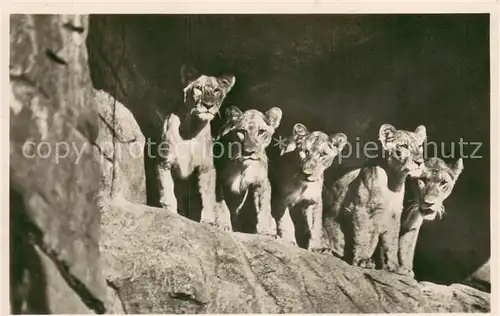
[9,14,114,313]
[93,89,146,204]
[101,198,490,314]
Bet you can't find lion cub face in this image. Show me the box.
[181,65,236,122]
[219,106,282,164]
[410,157,464,220]
[379,124,427,177]
[282,124,348,182]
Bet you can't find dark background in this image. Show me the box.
[87,14,490,285]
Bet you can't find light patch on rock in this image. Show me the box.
[29,95,49,140]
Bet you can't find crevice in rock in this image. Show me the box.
[44,49,68,65]
[9,74,49,99]
[62,22,85,33]
[11,190,106,314]
[169,292,207,306]
[106,279,127,313]
[98,113,137,143]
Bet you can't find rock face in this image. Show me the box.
[101,198,490,314]
[94,89,146,204]
[9,14,112,313]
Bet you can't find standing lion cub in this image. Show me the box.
[157,65,235,229]
[396,157,464,277]
[272,123,347,252]
[214,105,282,236]
[323,124,426,273]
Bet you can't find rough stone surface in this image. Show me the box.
[101,198,490,314]
[94,89,146,204]
[9,14,110,313]
[463,258,491,293]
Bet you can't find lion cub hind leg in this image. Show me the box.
[275,205,297,246]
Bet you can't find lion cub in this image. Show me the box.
[157,66,235,229]
[272,124,347,252]
[323,124,426,273]
[396,157,464,277]
[215,106,282,236]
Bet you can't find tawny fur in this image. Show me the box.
[272,123,347,252]
[395,157,464,277]
[322,124,427,274]
[157,65,235,230]
[215,106,282,236]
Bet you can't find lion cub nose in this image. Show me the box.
[242,149,256,157]
[202,102,216,109]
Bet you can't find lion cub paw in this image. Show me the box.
[353,258,376,269]
[274,235,297,246]
[168,114,181,130]
[393,266,415,278]
[214,221,233,232]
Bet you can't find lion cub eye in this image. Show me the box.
[258,129,267,136]
[439,180,448,187]
[213,88,221,94]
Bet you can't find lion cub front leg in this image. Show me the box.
[306,202,330,253]
[158,165,178,213]
[254,179,277,236]
[351,206,377,269]
[158,113,181,213]
[380,211,404,274]
[197,165,219,227]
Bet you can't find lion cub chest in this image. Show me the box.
[350,166,405,214]
[224,162,268,195]
[283,180,322,208]
[163,115,213,179]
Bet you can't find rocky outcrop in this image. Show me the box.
[463,259,491,293]
[94,90,146,204]
[101,198,490,314]
[9,14,114,314]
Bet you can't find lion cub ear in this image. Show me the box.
[452,157,464,177]
[181,65,200,87]
[330,133,348,152]
[226,106,243,123]
[217,106,243,140]
[265,107,282,129]
[218,74,236,94]
[292,123,309,142]
[379,124,397,151]
[414,125,427,144]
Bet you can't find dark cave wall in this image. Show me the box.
[86,14,490,286]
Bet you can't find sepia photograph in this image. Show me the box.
[8,9,494,314]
